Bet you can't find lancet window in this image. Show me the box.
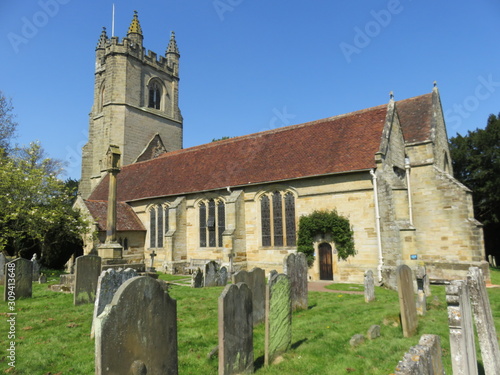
[260,191,296,247]
[199,199,225,248]
[148,81,161,109]
[149,204,169,248]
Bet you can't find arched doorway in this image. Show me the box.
[319,243,333,280]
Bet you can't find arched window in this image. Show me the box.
[148,81,161,109]
[199,199,225,248]
[149,204,169,248]
[260,191,296,247]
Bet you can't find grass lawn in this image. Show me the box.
[1,268,499,374]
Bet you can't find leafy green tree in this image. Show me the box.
[449,114,500,257]
[0,91,18,153]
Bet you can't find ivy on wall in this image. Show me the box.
[297,210,356,266]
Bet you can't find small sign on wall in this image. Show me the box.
[410,254,418,260]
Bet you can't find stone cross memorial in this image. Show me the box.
[467,267,500,375]
[233,268,266,325]
[396,265,418,337]
[218,283,253,375]
[3,258,33,301]
[284,252,308,311]
[446,280,477,375]
[265,273,291,366]
[74,255,101,306]
[95,276,178,375]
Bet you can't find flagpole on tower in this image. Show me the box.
[111,3,115,37]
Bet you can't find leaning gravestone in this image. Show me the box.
[91,268,138,338]
[446,280,477,375]
[191,268,203,288]
[3,258,33,301]
[31,253,40,281]
[364,270,375,303]
[396,265,418,337]
[233,268,266,324]
[74,255,101,306]
[218,283,253,375]
[467,267,500,375]
[95,276,178,375]
[265,273,291,366]
[204,261,220,287]
[284,252,308,311]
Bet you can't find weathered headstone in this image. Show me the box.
[95,276,178,375]
[416,289,427,316]
[467,267,500,375]
[394,334,444,375]
[204,260,220,287]
[284,252,308,311]
[91,268,138,337]
[364,270,375,303]
[367,325,380,340]
[191,268,203,288]
[233,268,266,324]
[3,258,33,301]
[396,265,418,337]
[488,254,493,266]
[446,280,477,375]
[74,255,101,306]
[349,334,365,347]
[265,273,291,366]
[38,274,47,284]
[493,256,498,268]
[217,266,228,286]
[268,270,278,282]
[218,283,253,375]
[415,265,431,296]
[31,253,40,281]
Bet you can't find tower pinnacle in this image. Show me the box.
[127,10,143,36]
[97,27,108,49]
[166,31,180,56]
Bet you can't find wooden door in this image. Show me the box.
[319,243,333,280]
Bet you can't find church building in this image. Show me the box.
[75,13,489,285]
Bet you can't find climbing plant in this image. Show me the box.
[297,210,356,266]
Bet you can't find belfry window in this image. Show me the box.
[260,191,296,247]
[149,204,169,248]
[148,81,161,110]
[199,199,225,248]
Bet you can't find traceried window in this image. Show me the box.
[199,199,225,248]
[148,81,161,110]
[149,204,169,248]
[260,191,296,247]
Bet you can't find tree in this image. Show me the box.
[0,91,18,153]
[449,114,500,257]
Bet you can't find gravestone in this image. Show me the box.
[493,256,497,268]
[268,270,278,282]
[488,254,493,266]
[446,280,477,375]
[367,325,380,340]
[31,253,40,281]
[219,283,253,375]
[91,268,138,338]
[467,267,500,375]
[73,255,101,306]
[95,276,178,375]
[265,273,291,366]
[204,261,220,287]
[350,334,366,347]
[3,258,33,301]
[395,334,444,375]
[0,252,6,285]
[364,270,375,303]
[191,268,203,288]
[415,265,431,296]
[396,265,418,337]
[38,274,47,284]
[217,266,228,286]
[283,252,308,311]
[416,289,427,316]
[233,268,266,324]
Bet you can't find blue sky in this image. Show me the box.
[1,0,500,180]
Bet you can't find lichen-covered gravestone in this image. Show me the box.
[364,270,375,303]
[467,267,500,375]
[204,261,220,287]
[396,265,418,337]
[232,268,266,324]
[31,253,40,281]
[446,280,477,375]
[91,268,138,338]
[218,283,253,375]
[3,258,33,301]
[191,268,203,288]
[73,255,101,306]
[265,273,291,366]
[217,266,228,286]
[95,276,178,375]
[284,252,308,311]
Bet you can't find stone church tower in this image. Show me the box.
[80,11,183,198]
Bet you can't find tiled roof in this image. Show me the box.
[89,104,390,202]
[83,200,146,231]
[397,93,434,143]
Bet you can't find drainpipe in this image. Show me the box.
[405,157,413,226]
[370,169,383,283]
